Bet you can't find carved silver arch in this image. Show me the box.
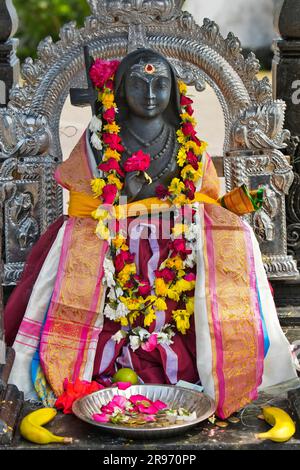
[0,0,298,283]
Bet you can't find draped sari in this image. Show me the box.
[7,130,297,419]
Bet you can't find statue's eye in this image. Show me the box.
[155,79,169,90]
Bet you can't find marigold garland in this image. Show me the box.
[88,59,208,345]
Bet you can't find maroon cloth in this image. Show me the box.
[4,216,66,346]
[93,216,200,385]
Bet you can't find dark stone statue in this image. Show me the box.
[71,48,181,202]
[114,49,181,202]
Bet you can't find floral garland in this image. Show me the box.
[88,59,208,346]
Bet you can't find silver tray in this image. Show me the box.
[72,384,216,439]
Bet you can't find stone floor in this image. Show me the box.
[1,378,299,451]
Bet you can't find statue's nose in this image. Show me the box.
[146,83,155,101]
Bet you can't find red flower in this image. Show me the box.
[103,107,116,123]
[184,179,196,200]
[191,135,202,147]
[134,275,152,297]
[102,133,124,152]
[155,184,169,200]
[155,268,176,282]
[123,150,151,173]
[102,184,118,204]
[184,273,196,282]
[186,104,194,116]
[124,279,135,289]
[180,95,193,107]
[186,151,199,170]
[182,122,196,137]
[115,251,135,273]
[98,158,124,177]
[105,79,114,91]
[55,378,104,415]
[170,238,192,260]
[89,59,120,89]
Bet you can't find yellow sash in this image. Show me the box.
[68,191,220,219]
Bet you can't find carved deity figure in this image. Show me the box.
[5,49,297,420]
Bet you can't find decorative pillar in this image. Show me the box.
[0,0,23,445]
[0,0,19,107]
[272,0,300,308]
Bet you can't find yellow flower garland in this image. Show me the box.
[90,75,207,335]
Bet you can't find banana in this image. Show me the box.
[255,407,296,443]
[20,408,73,445]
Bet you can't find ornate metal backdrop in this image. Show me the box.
[0,0,298,285]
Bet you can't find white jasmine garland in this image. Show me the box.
[112,330,127,344]
[103,257,116,288]
[89,115,102,133]
[156,331,174,346]
[185,223,198,242]
[183,251,197,269]
[116,302,129,319]
[134,327,150,342]
[104,304,118,321]
[91,131,103,150]
[129,335,141,352]
[108,286,124,301]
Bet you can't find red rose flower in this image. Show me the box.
[191,135,202,147]
[115,251,135,273]
[103,107,116,123]
[98,158,124,177]
[124,279,135,289]
[182,122,197,138]
[184,179,196,200]
[89,59,120,89]
[55,378,104,415]
[155,268,176,282]
[155,184,170,199]
[138,285,152,296]
[105,79,114,90]
[102,184,118,205]
[186,104,194,116]
[102,133,124,152]
[186,151,199,170]
[170,238,192,260]
[180,95,193,107]
[123,150,151,173]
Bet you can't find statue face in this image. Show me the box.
[124,58,172,119]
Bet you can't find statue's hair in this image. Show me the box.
[114,48,181,128]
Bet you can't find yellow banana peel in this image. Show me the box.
[255,407,296,443]
[20,408,73,445]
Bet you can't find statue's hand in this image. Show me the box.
[124,171,147,202]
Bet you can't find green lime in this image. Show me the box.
[112,368,139,385]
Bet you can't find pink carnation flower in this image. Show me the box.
[141,334,158,353]
[184,273,196,282]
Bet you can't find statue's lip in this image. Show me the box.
[145,104,157,110]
